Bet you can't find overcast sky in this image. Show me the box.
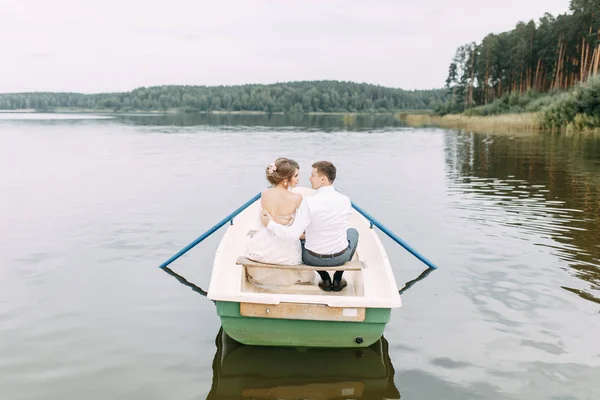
[1,0,571,93]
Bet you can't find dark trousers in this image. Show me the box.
[301,228,359,282]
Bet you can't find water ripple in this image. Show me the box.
[445,131,600,305]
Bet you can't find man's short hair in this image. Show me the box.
[312,161,336,183]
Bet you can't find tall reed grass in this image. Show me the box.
[399,113,542,134]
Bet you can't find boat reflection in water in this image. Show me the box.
[207,328,401,400]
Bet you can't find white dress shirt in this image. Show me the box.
[266,186,352,255]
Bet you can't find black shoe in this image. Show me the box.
[332,279,347,292]
[318,279,332,292]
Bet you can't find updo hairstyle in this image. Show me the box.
[265,158,299,186]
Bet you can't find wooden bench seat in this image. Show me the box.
[236,256,365,271]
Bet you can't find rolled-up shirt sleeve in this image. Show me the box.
[267,199,310,239]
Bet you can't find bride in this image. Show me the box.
[244,158,316,287]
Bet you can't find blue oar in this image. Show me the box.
[158,192,261,269]
[351,201,439,270]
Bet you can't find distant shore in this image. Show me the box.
[11,107,594,135]
[0,108,413,116]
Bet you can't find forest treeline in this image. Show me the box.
[442,0,600,117]
[0,81,446,114]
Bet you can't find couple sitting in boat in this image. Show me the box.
[244,158,358,292]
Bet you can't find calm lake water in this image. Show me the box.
[1,113,599,400]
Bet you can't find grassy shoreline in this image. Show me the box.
[425,76,600,134]
[397,112,600,135]
[397,112,543,134]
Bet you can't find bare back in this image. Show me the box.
[261,188,302,225]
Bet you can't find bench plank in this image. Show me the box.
[240,302,366,322]
[236,256,365,271]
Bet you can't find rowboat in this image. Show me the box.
[206,328,401,400]
[206,187,402,348]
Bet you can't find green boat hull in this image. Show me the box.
[216,301,391,348]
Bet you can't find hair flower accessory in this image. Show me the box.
[267,162,277,174]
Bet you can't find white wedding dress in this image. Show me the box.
[244,209,316,287]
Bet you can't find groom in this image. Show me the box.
[261,161,359,292]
